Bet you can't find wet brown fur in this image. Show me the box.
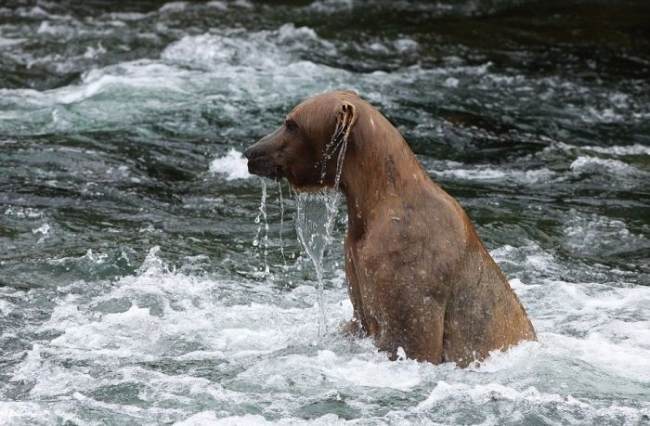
[244,91,536,367]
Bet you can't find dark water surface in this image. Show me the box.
[1,0,649,424]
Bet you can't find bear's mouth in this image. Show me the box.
[247,158,284,181]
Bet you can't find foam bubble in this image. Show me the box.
[209,149,251,180]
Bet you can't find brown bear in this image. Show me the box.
[244,90,536,367]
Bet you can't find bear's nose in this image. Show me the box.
[243,146,255,160]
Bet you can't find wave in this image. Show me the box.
[160,24,336,70]
[581,143,650,156]
[0,23,352,135]
[2,242,649,423]
[429,161,556,184]
[1,15,647,142]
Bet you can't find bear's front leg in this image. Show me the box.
[375,295,447,364]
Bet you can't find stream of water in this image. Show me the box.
[1,0,649,424]
[295,191,340,337]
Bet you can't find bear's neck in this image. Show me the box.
[339,129,430,241]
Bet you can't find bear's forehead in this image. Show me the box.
[287,97,335,120]
[290,91,359,114]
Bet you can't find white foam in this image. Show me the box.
[107,12,149,21]
[412,373,649,424]
[232,0,254,9]
[206,1,228,10]
[160,2,188,13]
[583,143,650,156]
[0,36,26,47]
[318,350,422,390]
[161,33,267,68]
[575,333,650,381]
[1,24,429,136]
[175,412,341,425]
[4,241,650,423]
[515,278,650,380]
[443,77,459,88]
[4,206,43,218]
[308,0,354,13]
[563,211,648,259]
[429,161,556,184]
[0,401,67,425]
[0,298,14,315]
[570,155,644,176]
[209,149,251,180]
[415,381,587,410]
[37,21,74,37]
[16,5,69,20]
[56,62,190,105]
[582,106,624,123]
[108,26,342,117]
[394,38,418,53]
[31,223,50,235]
[38,248,347,366]
[160,24,335,71]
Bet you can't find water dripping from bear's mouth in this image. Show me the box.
[253,178,270,277]
[296,134,348,337]
[295,190,340,337]
[251,176,340,337]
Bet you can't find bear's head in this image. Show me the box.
[244,91,358,191]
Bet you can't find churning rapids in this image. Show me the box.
[1,1,649,424]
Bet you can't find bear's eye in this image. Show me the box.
[285,119,298,132]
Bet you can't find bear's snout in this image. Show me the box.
[244,138,283,180]
[242,144,260,161]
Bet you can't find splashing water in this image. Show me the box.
[253,178,270,276]
[277,181,287,268]
[296,120,348,336]
[295,190,341,336]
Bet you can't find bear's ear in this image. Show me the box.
[334,100,358,143]
[325,100,357,157]
[322,100,358,186]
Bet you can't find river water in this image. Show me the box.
[1,0,649,424]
